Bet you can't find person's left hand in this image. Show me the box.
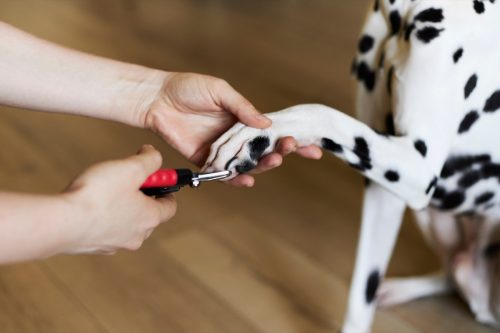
[142,72,322,187]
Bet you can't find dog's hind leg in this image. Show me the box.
[377,272,452,307]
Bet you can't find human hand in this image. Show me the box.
[142,72,322,187]
[62,145,176,255]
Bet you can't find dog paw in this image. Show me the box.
[377,275,450,307]
[377,279,412,308]
[203,123,278,176]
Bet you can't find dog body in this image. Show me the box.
[205,0,500,331]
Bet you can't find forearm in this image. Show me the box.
[0,192,76,264]
[0,22,166,127]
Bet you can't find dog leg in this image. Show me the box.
[377,272,451,308]
[205,103,455,210]
[341,183,405,333]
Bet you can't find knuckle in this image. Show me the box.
[127,160,145,176]
[214,78,230,89]
[126,239,143,251]
[148,149,162,165]
[239,97,253,107]
[159,198,177,221]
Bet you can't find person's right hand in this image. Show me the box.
[62,145,176,255]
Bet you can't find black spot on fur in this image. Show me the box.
[353,137,370,159]
[453,48,463,63]
[385,113,396,135]
[249,136,270,161]
[356,61,376,91]
[426,176,438,194]
[385,170,400,182]
[414,8,444,23]
[458,111,479,133]
[366,270,380,303]
[475,192,495,205]
[481,163,500,178]
[474,0,485,13]
[414,140,427,157]
[387,66,394,95]
[373,0,379,11]
[416,27,444,43]
[350,137,372,171]
[389,10,401,35]
[404,23,416,41]
[432,186,445,199]
[464,74,478,99]
[440,155,491,178]
[359,35,375,53]
[322,138,343,153]
[484,90,500,112]
[235,160,256,174]
[441,191,465,210]
[458,170,482,188]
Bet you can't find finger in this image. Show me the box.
[127,145,163,186]
[153,194,177,223]
[275,138,322,160]
[275,137,298,156]
[296,145,323,159]
[214,80,271,129]
[227,174,255,187]
[249,153,283,175]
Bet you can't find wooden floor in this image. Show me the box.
[0,0,496,332]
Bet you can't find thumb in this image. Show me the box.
[215,81,271,129]
[153,194,178,223]
[128,144,163,187]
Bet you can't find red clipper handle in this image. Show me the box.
[140,169,178,189]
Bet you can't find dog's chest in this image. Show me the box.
[429,116,500,215]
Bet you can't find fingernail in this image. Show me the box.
[256,114,271,124]
[138,144,154,153]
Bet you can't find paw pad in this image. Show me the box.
[235,160,257,174]
[249,136,271,160]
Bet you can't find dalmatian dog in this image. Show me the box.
[204,0,500,332]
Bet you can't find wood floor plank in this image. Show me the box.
[161,229,335,333]
[0,262,106,333]
[161,225,422,333]
[44,242,259,333]
[206,216,423,333]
